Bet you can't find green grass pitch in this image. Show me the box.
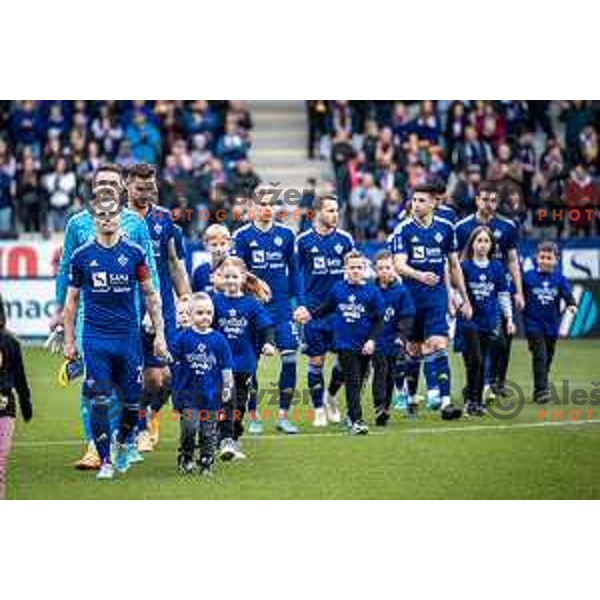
[6,340,600,499]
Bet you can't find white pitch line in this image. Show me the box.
[12,418,600,448]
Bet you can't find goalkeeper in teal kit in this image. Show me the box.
[51,163,159,470]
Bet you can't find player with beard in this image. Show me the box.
[295,194,354,426]
[126,163,191,451]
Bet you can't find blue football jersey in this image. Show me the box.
[144,205,185,334]
[461,259,509,333]
[212,292,273,373]
[57,208,159,316]
[191,261,213,293]
[296,227,354,311]
[168,328,233,410]
[390,215,457,308]
[436,203,458,224]
[69,237,150,339]
[232,223,303,316]
[316,280,385,352]
[455,213,518,260]
[376,281,416,356]
[522,267,574,338]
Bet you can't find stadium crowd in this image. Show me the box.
[0,101,257,239]
[307,101,600,242]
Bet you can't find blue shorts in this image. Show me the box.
[275,320,299,352]
[409,304,449,342]
[82,335,143,410]
[303,317,333,357]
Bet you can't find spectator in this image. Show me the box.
[126,110,161,163]
[330,129,355,207]
[306,101,330,159]
[349,172,384,242]
[91,104,123,157]
[17,155,45,234]
[229,159,260,199]
[215,115,249,171]
[43,156,76,232]
[0,167,13,236]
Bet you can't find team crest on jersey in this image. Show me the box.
[434,232,443,243]
[334,243,344,255]
[274,236,283,247]
[479,274,486,281]
[348,294,356,303]
[92,272,107,288]
[154,223,163,235]
[494,229,502,239]
[197,343,206,353]
[117,254,128,267]
[228,309,237,317]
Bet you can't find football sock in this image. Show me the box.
[80,393,93,442]
[117,406,139,445]
[279,353,297,413]
[434,349,451,399]
[307,362,324,409]
[423,353,438,392]
[89,395,111,463]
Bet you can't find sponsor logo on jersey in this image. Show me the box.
[92,272,107,288]
[252,249,265,264]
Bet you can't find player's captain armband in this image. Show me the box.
[136,263,151,282]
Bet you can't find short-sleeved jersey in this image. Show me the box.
[455,213,518,261]
[168,328,233,410]
[320,280,385,352]
[461,259,509,333]
[212,292,273,373]
[522,267,575,338]
[191,261,213,293]
[390,215,456,308]
[57,208,159,312]
[69,237,150,339]
[436,203,458,224]
[145,205,185,333]
[296,227,354,311]
[376,281,416,356]
[232,223,303,317]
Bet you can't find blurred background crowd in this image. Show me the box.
[0,100,257,239]
[1,100,599,244]
[308,101,600,242]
